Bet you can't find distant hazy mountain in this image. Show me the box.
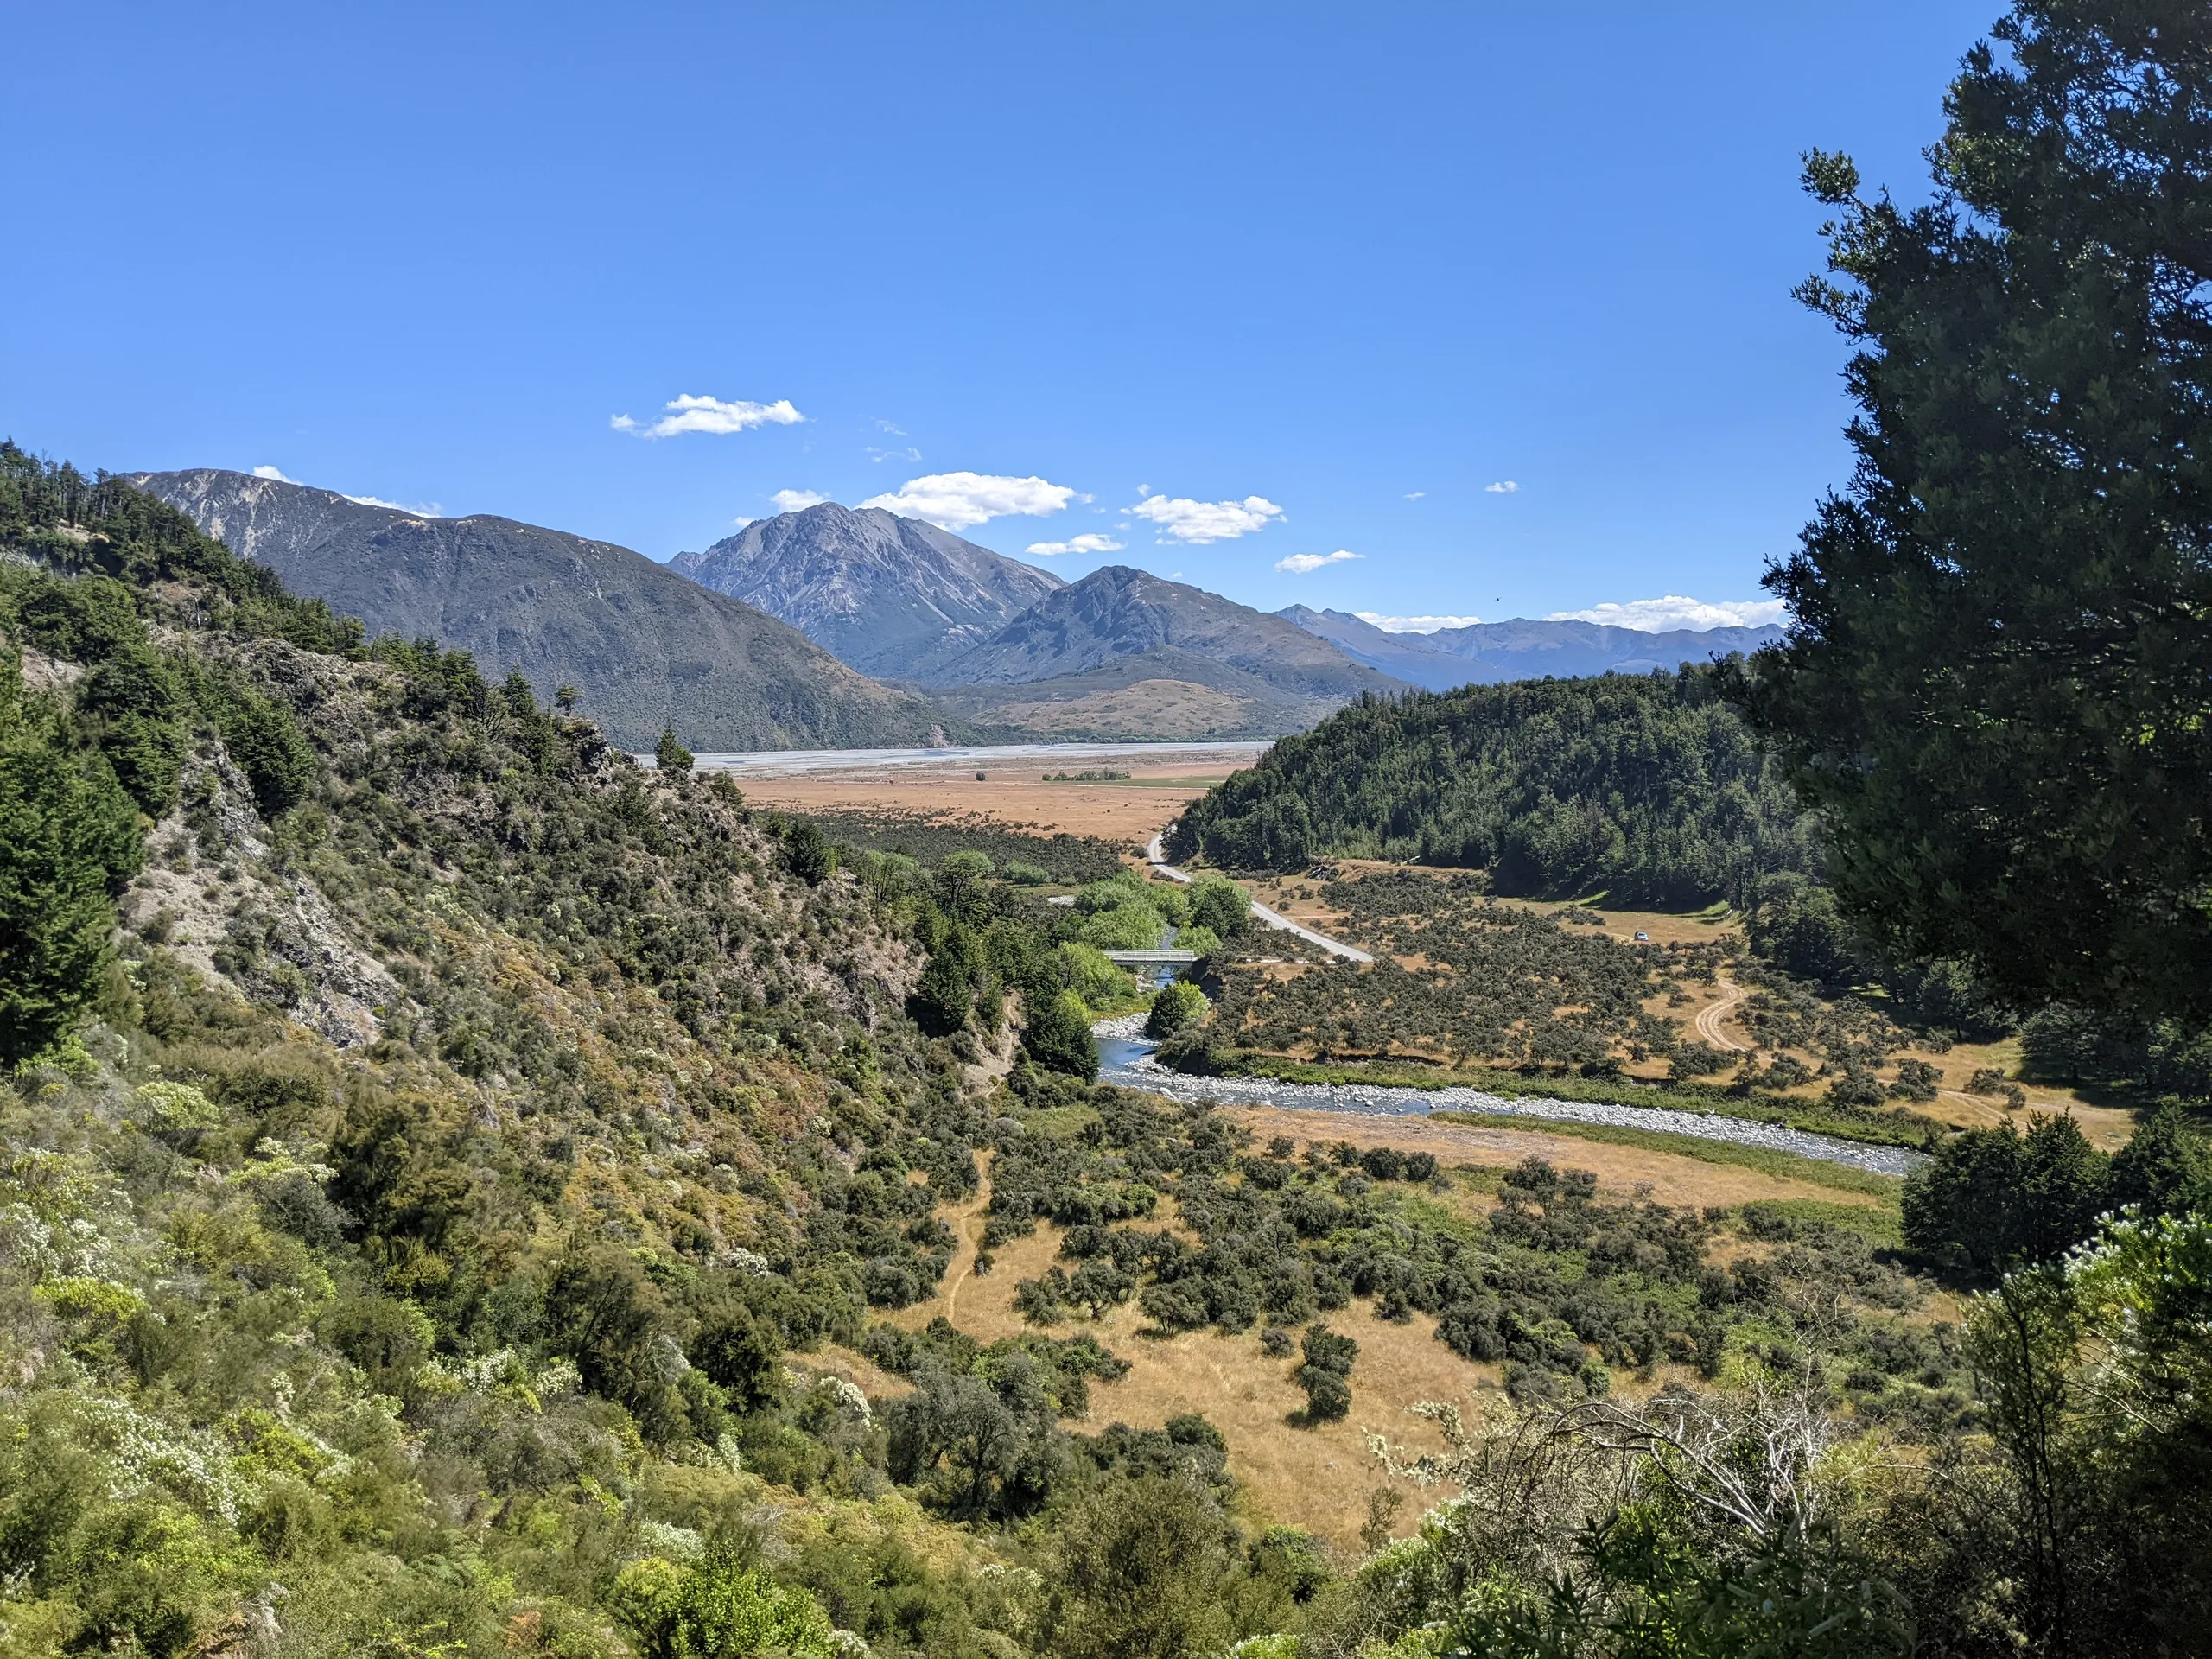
[1277,606,1783,692]
[918,565,1408,734]
[132,469,951,753]
[671,503,1064,677]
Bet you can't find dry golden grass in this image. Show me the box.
[1221,1106,1888,1211]
[737,756,1240,852]
[872,1111,1895,1546]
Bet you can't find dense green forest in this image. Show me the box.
[1168,670,1820,908]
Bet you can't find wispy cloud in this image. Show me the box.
[1545,595,1788,632]
[256,465,439,514]
[346,492,443,516]
[868,445,922,464]
[612,393,805,439]
[1026,533,1125,556]
[1127,493,1285,543]
[771,489,831,513]
[1485,480,1518,494]
[1275,550,1362,574]
[861,472,1077,531]
[1403,490,1426,501]
[874,418,906,435]
[1356,612,1481,632]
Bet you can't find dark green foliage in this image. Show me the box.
[78,646,189,814]
[1736,7,2212,1019]
[793,807,1124,885]
[1172,669,1817,905]
[1143,981,1206,1039]
[1024,989,1099,1080]
[655,725,694,773]
[0,655,143,1064]
[690,1295,787,1414]
[0,442,365,654]
[1902,1115,2113,1277]
[1187,874,1250,939]
[2020,999,2212,1102]
[916,926,982,1035]
[783,819,838,885]
[194,662,315,814]
[1046,1476,1236,1659]
[2110,1103,2212,1214]
[1294,1323,1356,1421]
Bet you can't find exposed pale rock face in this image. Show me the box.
[672,502,1064,678]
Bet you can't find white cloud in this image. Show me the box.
[771,489,831,513]
[345,493,443,516]
[1403,490,1426,500]
[1275,550,1362,574]
[612,393,805,439]
[257,465,439,512]
[868,445,922,463]
[1485,480,1518,493]
[1026,533,1125,556]
[874,418,906,435]
[1127,493,1286,543]
[1356,612,1482,632]
[1544,595,1789,632]
[861,471,1077,531]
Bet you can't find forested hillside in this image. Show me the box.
[1171,670,1818,906]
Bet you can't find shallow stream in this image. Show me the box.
[1089,1014,1925,1178]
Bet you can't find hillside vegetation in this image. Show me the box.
[1169,670,1817,906]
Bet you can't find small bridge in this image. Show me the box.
[1101,950,1198,965]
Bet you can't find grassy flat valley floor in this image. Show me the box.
[721,744,1252,849]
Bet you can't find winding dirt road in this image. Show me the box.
[1694,976,1750,1052]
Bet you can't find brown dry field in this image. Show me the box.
[736,758,1236,854]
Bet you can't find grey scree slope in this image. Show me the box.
[131,469,950,753]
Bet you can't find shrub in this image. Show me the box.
[653,727,693,772]
[1026,989,1099,1080]
[1145,982,1208,1039]
[1189,875,1251,939]
[613,1554,836,1659]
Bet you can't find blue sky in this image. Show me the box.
[4,3,1993,631]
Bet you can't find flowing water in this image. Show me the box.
[1089,1014,1925,1178]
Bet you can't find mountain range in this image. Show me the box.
[671,503,1064,677]
[137,474,1786,749]
[1274,605,1783,691]
[912,565,1406,738]
[130,470,950,753]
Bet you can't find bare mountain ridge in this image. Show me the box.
[130,469,950,753]
[1277,604,1785,692]
[912,564,1410,732]
[672,503,1064,677]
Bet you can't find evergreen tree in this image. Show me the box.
[1023,988,1098,1080]
[654,724,693,772]
[0,653,143,1063]
[1739,2,2212,1016]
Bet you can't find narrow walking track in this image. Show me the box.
[1145,832,1374,963]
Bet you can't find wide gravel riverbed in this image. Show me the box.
[1090,1014,1925,1178]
